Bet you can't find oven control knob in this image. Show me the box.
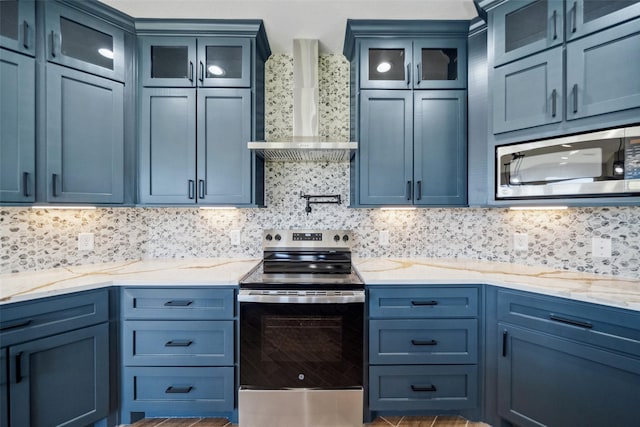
[333,234,340,242]
[298,374,305,381]
[265,234,273,241]
[274,234,282,241]
[342,235,349,242]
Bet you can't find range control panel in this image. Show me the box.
[263,230,352,249]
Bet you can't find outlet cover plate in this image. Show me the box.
[230,229,241,246]
[379,231,389,246]
[513,233,529,251]
[592,237,612,258]
[78,233,94,251]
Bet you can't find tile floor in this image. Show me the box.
[127,416,492,427]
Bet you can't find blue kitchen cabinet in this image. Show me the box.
[45,1,125,82]
[0,349,7,427]
[0,48,35,203]
[360,39,413,89]
[46,64,124,204]
[413,38,467,90]
[566,17,640,121]
[0,0,35,56]
[491,0,564,66]
[492,46,563,134]
[566,0,640,41]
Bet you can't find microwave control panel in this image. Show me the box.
[626,137,640,180]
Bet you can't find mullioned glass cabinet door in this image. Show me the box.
[413,38,467,89]
[197,37,251,87]
[0,0,35,56]
[45,2,125,82]
[139,36,197,87]
[566,0,640,41]
[492,0,564,66]
[359,39,413,89]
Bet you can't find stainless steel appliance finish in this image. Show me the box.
[238,229,364,427]
[496,126,640,199]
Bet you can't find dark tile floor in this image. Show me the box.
[128,416,492,427]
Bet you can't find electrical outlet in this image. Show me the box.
[512,233,529,251]
[78,233,94,251]
[379,231,389,246]
[230,229,241,246]
[592,237,612,258]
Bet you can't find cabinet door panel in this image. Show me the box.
[139,88,196,204]
[567,0,640,41]
[493,47,563,134]
[0,49,35,202]
[566,18,640,120]
[0,349,7,427]
[139,36,196,87]
[359,91,413,205]
[498,324,640,427]
[46,65,124,203]
[414,38,467,89]
[360,39,413,89]
[197,89,252,204]
[0,0,35,56]
[9,323,109,427]
[198,37,251,87]
[414,90,467,205]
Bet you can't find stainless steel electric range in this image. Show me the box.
[238,229,365,427]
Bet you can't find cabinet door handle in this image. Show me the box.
[572,2,578,33]
[165,386,193,394]
[411,300,438,306]
[22,172,30,197]
[23,21,29,49]
[502,330,508,357]
[164,300,193,307]
[198,180,205,199]
[165,340,193,347]
[406,181,412,200]
[0,319,32,332]
[551,89,557,118]
[188,180,195,199]
[549,314,593,329]
[416,180,422,201]
[416,63,422,84]
[15,352,24,384]
[411,385,436,392]
[572,84,578,114]
[411,339,438,346]
[189,61,194,82]
[552,10,558,40]
[406,63,411,86]
[52,173,59,197]
[50,30,56,57]
[199,61,204,82]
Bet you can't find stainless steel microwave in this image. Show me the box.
[496,126,640,199]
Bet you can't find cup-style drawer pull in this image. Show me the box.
[549,314,593,329]
[165,340,193,347]
[0,319,32,332]
[411,300,438,306]
[164,300,193,307]
[411,339,438,346]
[411,385,436,392]
[165,386,193,394]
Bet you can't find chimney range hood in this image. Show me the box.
[248,39,358,162]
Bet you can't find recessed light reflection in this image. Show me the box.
[98,48,114,59]
[376,62,391,73]
[208,65,226,76]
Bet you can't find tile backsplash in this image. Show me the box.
[2,54,639,278]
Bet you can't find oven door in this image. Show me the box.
[239,292,364,389]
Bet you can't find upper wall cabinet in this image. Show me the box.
[492,0,563,66]
[0,0,35,56]
[566,0,640,40]
[45,2,125,82]
[360,37,467,89]
[140,36,251,88]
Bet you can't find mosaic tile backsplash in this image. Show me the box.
[2,55,639,278]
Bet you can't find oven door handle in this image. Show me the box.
[237,291,365,304]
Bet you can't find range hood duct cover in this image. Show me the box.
[248,39,358,162]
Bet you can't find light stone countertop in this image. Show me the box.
[1,257,639,312]
[354,258,640,312]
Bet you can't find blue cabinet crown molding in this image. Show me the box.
[57,0,136,33]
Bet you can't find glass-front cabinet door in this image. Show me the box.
[0,0,35,56]
[45,2,125,82]
[567,0,640,40]
[360,39,413,89]
[140,37,197,87]
[197,37,251,87]
[492,0,564,66]
[413,38,467,89]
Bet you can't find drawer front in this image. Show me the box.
[498,290,640,357]
[0,289,108,346]
[122,288,234,320]
[123,320,234,366]
[369,287,479,318]
[369,365,478,411]
[370,319,477,365]
[123,366,234,413]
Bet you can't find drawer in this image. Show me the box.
[123,320,234,366]
[122,366,234,413]
[122,288,234,320]
[369,287,479,318]
[369,365,478,411]
[498,290,640,357]
[370,319,478,365]
[0,289,108,346]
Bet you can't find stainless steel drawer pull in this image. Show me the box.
[411,339,438,346]
[164,300,193,307]
[411,385,436,392]
[165,386,193,394]
[165,340,193,347]
[0,319,32,332]
[549,314,593,329]
[411,300,438,306]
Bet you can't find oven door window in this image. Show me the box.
[240,302,363,389]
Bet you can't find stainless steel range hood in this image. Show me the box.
[248,39,358,162]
